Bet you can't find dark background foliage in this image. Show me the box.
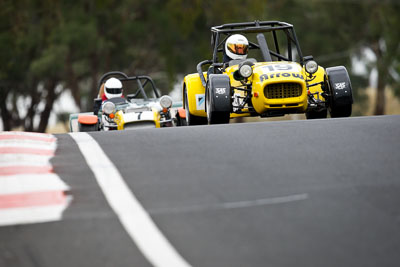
[0,0,399,131]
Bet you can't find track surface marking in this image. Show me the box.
[69,132,191,267]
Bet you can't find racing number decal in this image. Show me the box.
[260,64,304,82]
[263,64,293,72]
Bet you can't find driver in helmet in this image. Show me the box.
[224,34,249,63]
[100,77,124,101]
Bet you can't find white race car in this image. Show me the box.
[69,71,181,132]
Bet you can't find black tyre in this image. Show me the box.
[184,87,207,126]
[205,84,230,124]
[205,74,231,124]
[178,117,187,126]
[78,122,98,132]
[330,105,352,118]
[306,109,328,119]
[326,66,353,118]
[175,110,187,126]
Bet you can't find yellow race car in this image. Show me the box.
[181,21,353,125]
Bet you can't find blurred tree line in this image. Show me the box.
[0,0,399,132]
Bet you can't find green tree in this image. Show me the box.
[1,0,399,132]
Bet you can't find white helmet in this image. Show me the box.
[225,34,249,60]
[104,77,123,99]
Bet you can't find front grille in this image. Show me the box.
[264,83,302,99]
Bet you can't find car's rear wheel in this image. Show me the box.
[184,87,207,126]
[177,117,187,126]
[306,109,328,119]
[175,109,187,126]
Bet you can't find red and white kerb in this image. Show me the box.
[0,132,70,226]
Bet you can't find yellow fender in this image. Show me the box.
[183,73,207,117]
[114,110,125,130]
[305,66,326,101]
[152,107,161,128]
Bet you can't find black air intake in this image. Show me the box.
[264,83,302,99]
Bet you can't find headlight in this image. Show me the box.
[305,60,318,74]
[102,101,115,115]
[159,95,173,109]
[239,64,253,78]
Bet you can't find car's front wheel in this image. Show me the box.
[205,74,231,124]
[330,105,352,118]
[326,66,353,118]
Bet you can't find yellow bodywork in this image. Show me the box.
[153,107,161,128]
[183,61,326,118]
[183,73,208,117]
[114,110,125,130]
[113,108,160,130]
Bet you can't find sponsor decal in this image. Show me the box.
[195,94,205,110]
[215,87,226,95]
[335,82,346,90]
[260,73,304,82]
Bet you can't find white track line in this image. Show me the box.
[69,132,191,267]
[148,194,308,215]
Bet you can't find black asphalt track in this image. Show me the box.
[1,115,400,267]
[0,134,152,267]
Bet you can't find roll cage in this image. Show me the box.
[196,21,305,88]
[98,71,161,101]
[210,20,304,65]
